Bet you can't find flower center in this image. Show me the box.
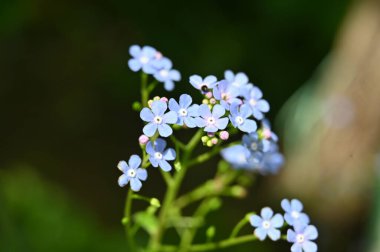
[249,99,257,106]
[251,142,258,151]
[139,56,149,64]
[296,234,305,243]
[179,108,188,116]
[154,152,163,160]
[262,220,271,229]
[235,116,244,125]
[160,69,169,78]
[207,117,216,125]
[291,211,300,219]
[201,85,208,92]
[127,169,136,178]
[221,93,229,101]
[154,116,163,124]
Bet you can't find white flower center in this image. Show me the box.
[160,69,169,78]
[207,117,216,125]
[249,99,257,106]
[296,234,305,243]
[154,152,163,160]
[139,56,149,64]
[235,116,244,125]
[262,220,271,229]
[127,169,137,178]
[251,142,258,151]
[221,93,229,101]
[179,108,188,116]
[154,116,163,124]
[291,211,300,219]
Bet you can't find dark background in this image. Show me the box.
[0,0,354,251]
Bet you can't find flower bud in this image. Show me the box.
[210,98,216,104]
[139,135,149,145]
[202,99,209,105]
[205,92,213,99]
[160,97,168,103]
[211,137,218,145]
[150,198,161,208]
[148,100,153,108]
[153,96,161,101]
[201,136,209,144]
[219,131,229,140]
[206,140,213,147]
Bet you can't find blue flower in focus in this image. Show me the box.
[169,94,199,128]
[153,58,181,91]
[146,138,176,172]
[224,70,250,95]
[195,104,228,132]
[229,103,257,133]
[117,155,148,192]
[189,75,218,92]
[140,100,178,137]
[250,207,284,241]
[213,80,241,110]
[221,145,251,169]
[128,45,157,74]
[287,223,318,252]
[281,199,310,226]
[243,85,270,120]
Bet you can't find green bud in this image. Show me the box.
[202,99,209,104]
[206,140,213,147]
[121,217,129,225]
[153,96,161,101]
[206,226,216,239]
[201,136,209,143]
[174,161,182,171]
[150,198,161,208]
[132,101,142,111]
[230,186,247,198]
[208,197,222,211]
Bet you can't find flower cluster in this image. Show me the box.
[250,199,318,252]
[128,45,181,91]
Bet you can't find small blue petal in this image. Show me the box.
[158,124,173,137]
[151,101,167,116]
[143,123,158,137]
[254,227,267,241]
[128,59,141,72]
[130,178,142,191]
[163,148,176,161]
[140,108,154,122]
[261,207,273,220]
[163,111,178,124]
[128,155,141,169]
[118,174,130,187]
[159,160,172,172]
[267,228,281,241]
[249,215,262,227]
[137,168,148,181]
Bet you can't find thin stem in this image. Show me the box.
[187,145,222,168]
[141,72,149,107]
[160,169,173,186]
[229,215,251,239]
[170,135,186,150]
[124,189,135,250]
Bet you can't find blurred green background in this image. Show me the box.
[0,0,363,251]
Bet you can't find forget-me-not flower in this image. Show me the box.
[169,94,199,128]
[153,58,181,91]
[243,85,270,120]
[140,100,178,137]
[117,155,148,192]
[242,132,270,153]
[128,45,157,74]
[146,138,176,172]
[281,199,310,226]
[287,223,318,252]
[213,80,241,110]
[221,145,251,169]
[189,75,218,92]
[250,207,284,241]
[224,70,250,95]
[195,104,228,132]
[229,103,257,133]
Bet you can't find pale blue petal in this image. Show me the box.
[155,138,167,151]
[204,125,218,133]
[249,215,262,227]
[239,120,257,133]
[235,72,248,85]
[291,199,303,212]
[184,117,197,128]
[128,155,141,169]
[198,104,212,118]
[287,229,297,242]
[252,109,264,120]
[143,123,157,137]
[158,124,173,137]
[257,100,270,112]
[267,228,281,241]
[128,59,141,72]
[118,174,130,187]
[163,148,176,161]
[146,141,155,155]
[179,94,192,108]
[302,241,317,252]
[142,64,157,74]
[129,45,141,57]
[164,81,175,91]
[195,117,207,128]
[189,75,202,88]
[151,101,167,116]
[291,243,302,252]
[281,199,291,212]
[271,214,284,228]
[130,178,142,191]
[169,98,180,112]
[304,225,318,240]
[137,168,148,181]
[140,108,154,122]
[215,117,229,130]
[117,161,128,172]
[149,156,159,167]
[170,69,181,81]
[159,160,172,172]
[142,46,156,57]
[299,213,310,225]
[212,104,226,118]
[229,102,239,116]
[251,86,263,99]
[204,75,217,85]
[240,104,252,118]
[261,207,273,220]
[187,104,199,117]
[254,227,267,241]
[284,214,294,225]
[163,111,178,124]
[224,70,234,81]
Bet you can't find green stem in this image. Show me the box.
[141,73,149,107]
[159,235,258,252]
[187,145,222,168]
[229,214,251,238]
[124,189,135,250]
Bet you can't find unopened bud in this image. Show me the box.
[210,98,216,104]
[160,97,168,103]
[201,136,209,144]
[153,96,161,101]
[205,92,213,99]
[206,140,213,147]
[211,137,218,145]
[139,135,149,145]
[150,198,161,208]
[148,100,153,108]
[219,131,229,140]
[202,99,209,105]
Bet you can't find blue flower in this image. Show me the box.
[153,58,181,91]
[287,223,318,252]
[242,132,271,153]
[128,45,157,74]
[195,104,228,132]
[229,103,257,133]
[281,199,310,226]
[117,155,148,192]
[213,80,241,110]
[189,75,218,92]
[243,85,270,120]
[224,70,250,95]
[146,138,176,172]
[140,100,178,137]
[168,94,199,128]
[259,151,285,174]
[221,145,251,169]
[250,207,284,241]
